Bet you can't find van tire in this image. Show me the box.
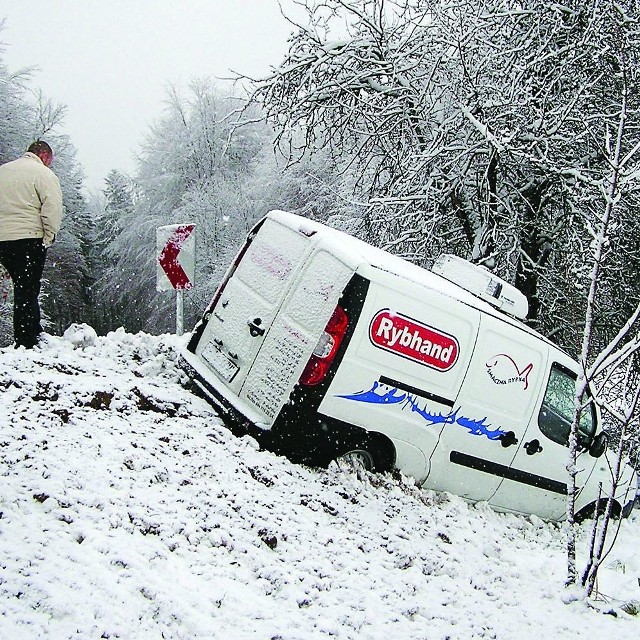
[575,499,621,523]
[335,448,376,472]
[333,432,396,474]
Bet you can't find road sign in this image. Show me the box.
[156,224,196,291]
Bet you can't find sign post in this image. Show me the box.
[156,223,196,335]
[176,288,185,337]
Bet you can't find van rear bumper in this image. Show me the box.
[180,351,380,468]
[179,352,268,441]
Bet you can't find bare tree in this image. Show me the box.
[563,22,640,586]
[243,0,640,597]
[246,0,640,355]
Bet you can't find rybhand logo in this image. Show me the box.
[369,309,459,371]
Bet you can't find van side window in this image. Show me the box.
[538,364,596,449]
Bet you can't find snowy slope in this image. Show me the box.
[0,329,639,640]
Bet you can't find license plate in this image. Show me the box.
[201,342,239,382]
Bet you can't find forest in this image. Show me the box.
[1,0,639,429]
[1,0,639,591]
[0,2,636,345]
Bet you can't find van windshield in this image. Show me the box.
[538,364,596,449]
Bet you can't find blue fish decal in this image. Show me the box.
[338,381,408,405]
[455,415,505,440]
[337,382,506,441]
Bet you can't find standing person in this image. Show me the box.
[0,141,63,349]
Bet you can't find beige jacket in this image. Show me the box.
[0,152,63,247]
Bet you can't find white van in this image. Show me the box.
[181,210,637,521]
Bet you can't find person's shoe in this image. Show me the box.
[14,342,36,349]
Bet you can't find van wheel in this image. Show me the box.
[575,499,621,523]
[331,433,395,474]
[334,448,376,472]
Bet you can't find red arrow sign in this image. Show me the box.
[158,224,195,289]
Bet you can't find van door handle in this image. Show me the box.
[524,439,543,455]
[248,318,265,337]
[499,431,518,448]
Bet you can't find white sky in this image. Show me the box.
[1,1,300,191]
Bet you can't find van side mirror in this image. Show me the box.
[589,432,607,458]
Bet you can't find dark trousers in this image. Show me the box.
[0,238,47,348]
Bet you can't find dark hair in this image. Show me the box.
[27,140,53,156]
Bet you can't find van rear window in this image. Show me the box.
[538,364,596,449]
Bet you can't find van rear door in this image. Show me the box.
[239,247,354,422]
[192,215,355,426]
[194,217,312,397]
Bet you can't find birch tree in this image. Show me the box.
[563,8,640,587]
[580,351,640,597]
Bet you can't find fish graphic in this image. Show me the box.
[485,354,533,390]
[338,381,408,405]
[337,382,506,440]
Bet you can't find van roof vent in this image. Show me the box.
[431,254,529,320]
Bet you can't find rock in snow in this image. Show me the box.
[62,322,98,348]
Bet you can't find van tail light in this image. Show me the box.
[299,306,349,386]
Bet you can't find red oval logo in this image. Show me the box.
[369,309,459,371]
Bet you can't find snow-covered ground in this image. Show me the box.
[1,329,639,639]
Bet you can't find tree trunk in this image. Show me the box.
[515,180,549,328]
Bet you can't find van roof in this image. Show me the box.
[268,210,559,351]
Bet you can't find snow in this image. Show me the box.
[269,211,542,335]
[1,329,639,639]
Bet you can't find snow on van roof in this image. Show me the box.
[268,210,540,335]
